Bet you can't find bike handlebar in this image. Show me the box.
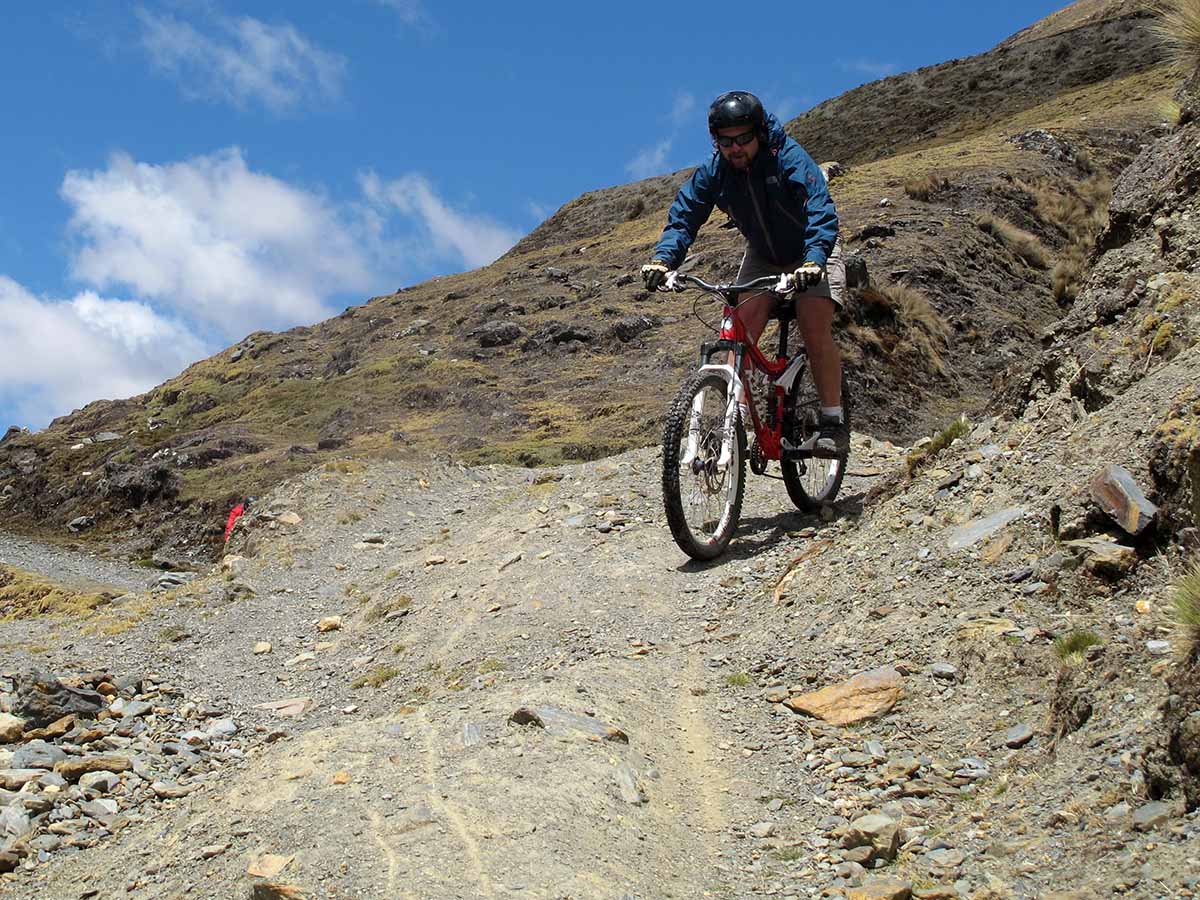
[661,271,792,295]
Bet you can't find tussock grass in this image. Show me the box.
[352,665,401,689]
[364,594,412,623]
[1054,629,1101,665]
[0,565,114,620]
[903,173,949,202]
[855,281,950,375]
[1149,0,1200,75]
[1171,562,1200,650]
[976,214,1050,269]
[724,672,752,688]
[1027,175,1112,304]
[905,415,970,474]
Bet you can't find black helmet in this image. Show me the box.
[708,91,766,135]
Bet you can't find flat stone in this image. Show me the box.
[0,714,25,743]
[79,798,118,824]
[945,507,1026,551]
[1065,537,1138,579]
[507,706,629,743]
[930,663,958,681]
[842,813,901,862]
[206,718,238,738]
[748,821,776,838]
[614,763,644,805]
[1004,723,1035,749]
[78,771,122,794]
[54,755,132,782]
[1132,801,1171,832]
[121,700,153,718]
[784,667,903,726]
[926,848,965,870]
[151,780,197,799]
[0,805,31,837]
[0,769,43,790]
[841,752,874,768]
[1090,464,1157,536]
[11,740,67,769]
[848,878,913,900]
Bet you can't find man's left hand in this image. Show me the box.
[793,261,825,290]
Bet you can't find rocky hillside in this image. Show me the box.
[1,81,1199,893]
[1,28,1199,895]
[0,0,1182,564]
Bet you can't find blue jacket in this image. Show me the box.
[653,114,838,270]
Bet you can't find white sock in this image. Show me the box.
[821,406,844,423]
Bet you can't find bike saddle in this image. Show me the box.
[767,297,796,323]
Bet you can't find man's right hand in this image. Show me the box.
[641,260,669,291]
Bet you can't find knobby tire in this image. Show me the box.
[662,371,746,560]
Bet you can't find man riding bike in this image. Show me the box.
[642,90,847,456]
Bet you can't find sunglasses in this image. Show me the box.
[715,131,757,148]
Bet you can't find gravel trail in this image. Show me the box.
[0,531,152,594]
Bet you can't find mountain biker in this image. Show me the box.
[642,90,847,456]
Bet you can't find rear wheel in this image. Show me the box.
[662,372,746,560]
[780,367,849,512]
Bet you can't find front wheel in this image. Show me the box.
[662,371,746,560]
[780,369,850,512]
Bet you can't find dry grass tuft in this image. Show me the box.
[903,173,949,202]
[1149,0,1200,74]
[1172,562,1200,650]
[856,281,951,376]
[1053,629,1101,665]
[1027,175,1113,303]
[976,214,1050,269]
[364,594,412,623]
[352,665,401,689]
[906,415,970,474]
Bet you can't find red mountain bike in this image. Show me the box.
[657,271,849,560]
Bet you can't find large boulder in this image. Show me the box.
[12,670,104,729]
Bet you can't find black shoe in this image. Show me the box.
[812,415,849,458]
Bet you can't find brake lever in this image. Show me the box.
[776,273,796,295]
[664,271,681,291]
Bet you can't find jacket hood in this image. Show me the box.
[765,113,787,151]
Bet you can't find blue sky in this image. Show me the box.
[0,0,1068,431]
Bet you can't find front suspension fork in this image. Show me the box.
[682,347,745,471]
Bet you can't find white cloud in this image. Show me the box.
[62,148,377,338]
[670,92,697,127]
[0,277,208,429]
[839,59,898,79]
[527,200,554,222]
[625,139,673,180]
[361,172,521,268]
[138,10,346,112]
[372,0,433,27]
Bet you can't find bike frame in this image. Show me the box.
[672,273,808,470]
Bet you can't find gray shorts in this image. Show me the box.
[736,237,845,307]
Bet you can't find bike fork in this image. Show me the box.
[682,365,743,471]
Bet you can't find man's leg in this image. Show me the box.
[795,296,848,456]
[796,297,841,408]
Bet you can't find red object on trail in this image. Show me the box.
[224,503,246,542]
